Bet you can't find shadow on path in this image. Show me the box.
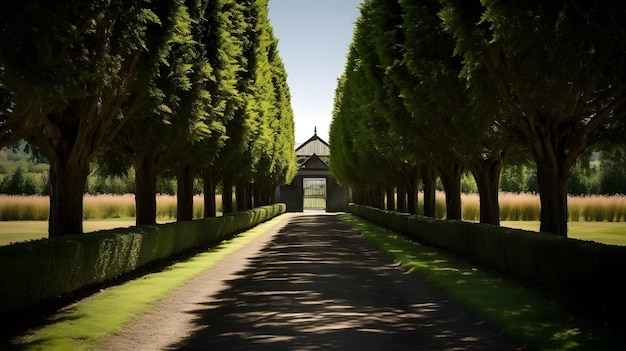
[168,214,526,350]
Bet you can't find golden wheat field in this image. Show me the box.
[1,193,625,246]
[0,194,220,221]
[456,192,625,222]
[0,192,624,222]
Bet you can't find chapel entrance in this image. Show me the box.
[303,177,326,211]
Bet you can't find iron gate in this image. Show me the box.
[303,178,326,210]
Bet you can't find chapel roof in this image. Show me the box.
[295,127,330,157]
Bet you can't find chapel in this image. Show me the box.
[275,128,352,212]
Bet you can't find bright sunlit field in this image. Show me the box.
[2,218,626,247]
[502,220,626,246]
[0,219,174,246]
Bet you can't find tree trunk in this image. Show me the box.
[235,182,248,211]
[407,177,417,215]
[247,183,254,209]
[524,125,579,236]
[438,162,464,220]
[135,156,157,225]
[469,157,504,225]
[422,166,436,217]
[222,178,234,214]
[536,159,569,236]
[396,183,407,213]
[255,184,269,207]
[48,159,89,237]
[202,172,217,218]
[386,186,396,211]
[176,165,195,222]
[377,187,385,209]
[267,186,275,205]
[257,185,272,206]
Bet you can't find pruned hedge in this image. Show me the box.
[0,204,285,314]
[346,203,626,320]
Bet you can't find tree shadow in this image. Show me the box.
[166,214,526,350]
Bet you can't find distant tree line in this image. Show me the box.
[330,0,626,236]
[0,0,297,237]
[4,145,626,196]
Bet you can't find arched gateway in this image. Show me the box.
[275,130,352,212]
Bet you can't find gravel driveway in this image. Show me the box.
[101,213,526,350]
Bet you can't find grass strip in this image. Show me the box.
[4,219,626,247]
[339,213,625,351]
[8,214,291,351]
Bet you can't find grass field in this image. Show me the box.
[501,220,626,246]
[0,218,174,246]
[2,218,626,247]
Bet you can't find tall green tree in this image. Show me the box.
[398,0,512,224]
[206,0,294,213]
[198,0,245,217]
[261,35,297,203]
[0,0,181,236]
[440,0,626,235]
[353,0,420,212]
[330,37,390,209]
[243,0,279,209]
[103,0,206,225]
[210,0,258,214]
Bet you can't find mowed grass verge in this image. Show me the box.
[0,218,175,246]
[339,213,625,351]
[4,214,291,351]
[501,220,626,246]
[2,219,626,247]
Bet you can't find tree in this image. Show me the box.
[364,0,466,219]
[197,0,246,217]
[397,0,517,224]
[440,0,626,235]
[261,35,297,202]
[101,0,207,225]
[209,0,259,214]
[0,0,184,236]
[331,24,397,210]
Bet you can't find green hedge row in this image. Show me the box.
[346,203,626,319]
[0,204,285,314]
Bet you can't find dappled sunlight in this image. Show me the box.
[166,214,521,350]
[339,213,624,350]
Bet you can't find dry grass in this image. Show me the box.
[432,191,625,222]
[0,195,49,220]
[83,194,136,219]
[1,192,623,222]
[0,194,222,221]
[569,194,626,222]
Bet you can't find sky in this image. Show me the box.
[267,0,363,146]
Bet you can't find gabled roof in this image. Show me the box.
[295,129,330,157]
[299,153,329,171]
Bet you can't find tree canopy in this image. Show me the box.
[330,0,626,235]
[0,0,295,236]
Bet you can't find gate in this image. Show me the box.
[303,178,326,211]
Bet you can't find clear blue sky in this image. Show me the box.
[267,0,363,146]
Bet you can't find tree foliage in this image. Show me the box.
[0,0,295,235]
[331,0,626,235]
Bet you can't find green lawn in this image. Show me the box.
[0,218,173,246]
[340,214,625,350]
[502,220,626,246]
[3,218,626,247]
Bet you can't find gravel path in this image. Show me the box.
[101,213,527,350]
